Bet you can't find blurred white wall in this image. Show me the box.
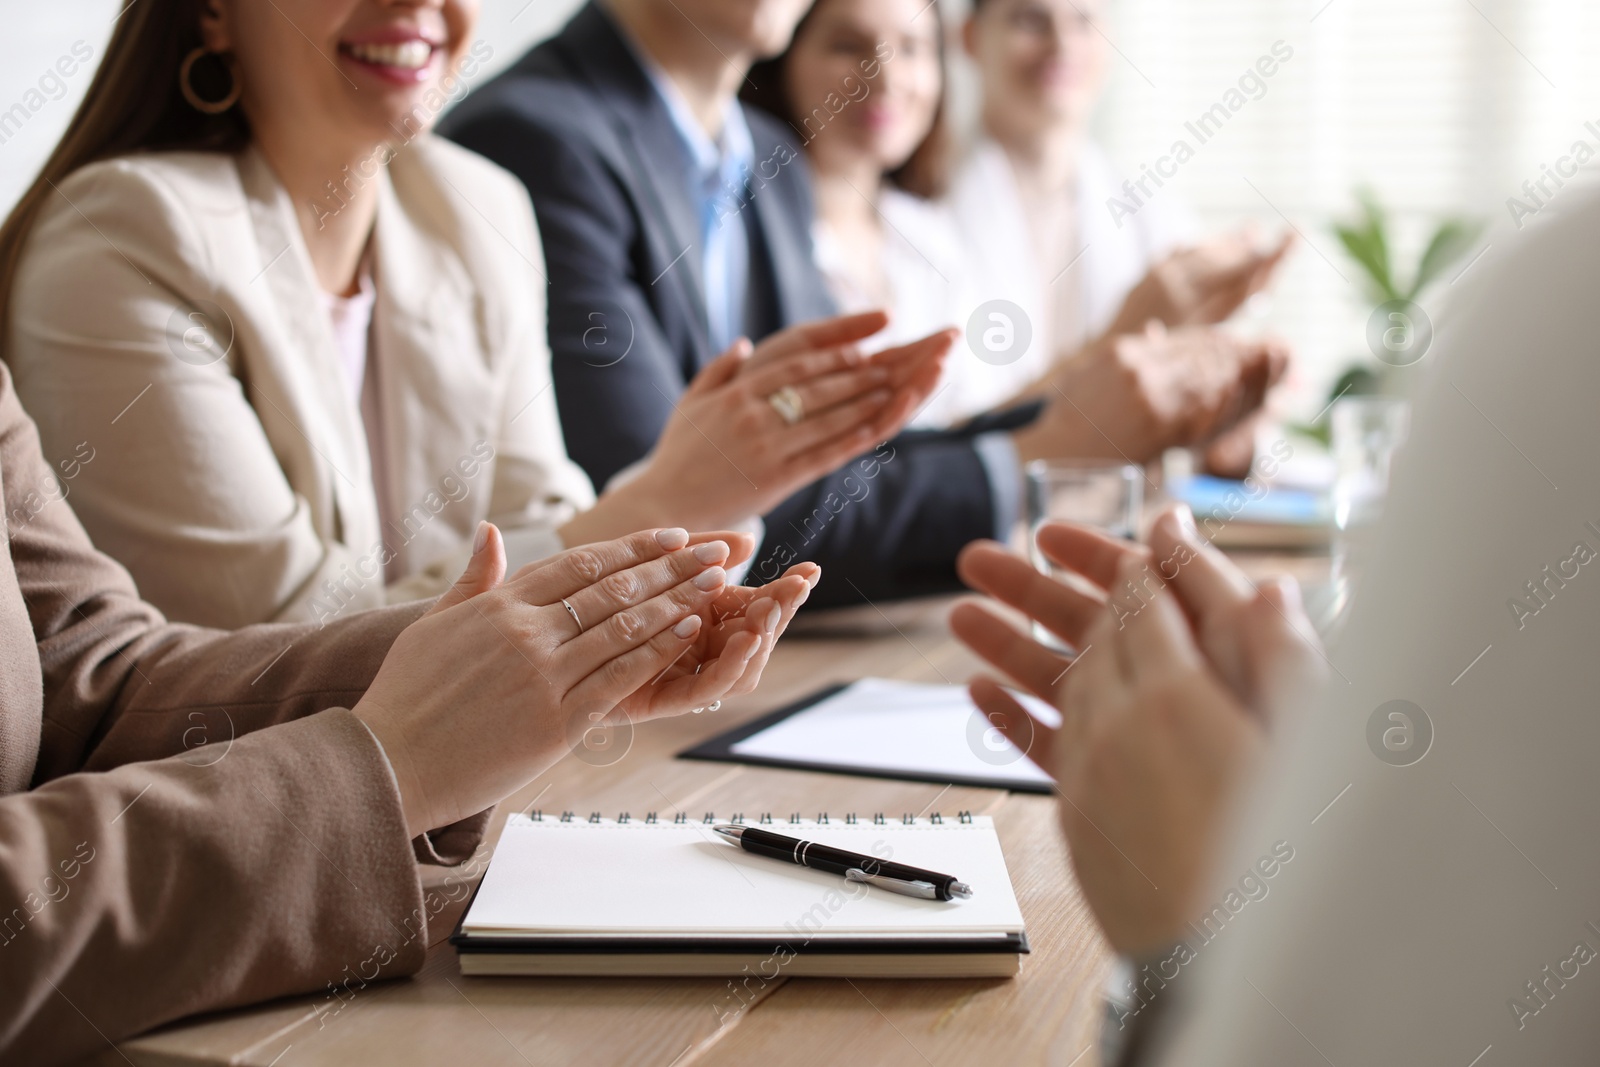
[2,3,117,211]
[1083,0,1600,415]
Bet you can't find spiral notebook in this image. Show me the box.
[453,811,1028,978]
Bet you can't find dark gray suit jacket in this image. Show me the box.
[443,2,1029,605]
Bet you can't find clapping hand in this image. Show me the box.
[613,546,820,721]
[1015,325,1291,465]
[1108,229,1295,336]
[569,312,954,541]
[354,525,815,837]
[948,505,1322,953]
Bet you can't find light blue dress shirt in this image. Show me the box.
[633,43,1020,542]
[639,63,755,355]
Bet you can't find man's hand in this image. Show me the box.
[567,311,952,539]
[1014,324,1290,465]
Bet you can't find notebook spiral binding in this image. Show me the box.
[525,810,976,825]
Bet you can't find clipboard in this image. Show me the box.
[678,680,1056,794]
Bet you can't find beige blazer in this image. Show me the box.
[7,136,596,628]
[0,358,479,1064]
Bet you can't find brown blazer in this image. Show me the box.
[0,362,476,1065]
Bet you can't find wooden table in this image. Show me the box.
[102,550,1328,1067]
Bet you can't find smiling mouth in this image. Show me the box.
[339,39,439,74]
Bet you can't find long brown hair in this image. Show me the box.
[742,0,951,200]
[0,0,250,338]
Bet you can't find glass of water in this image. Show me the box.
[1024,460,1143,646]
[1328,396,1410,624]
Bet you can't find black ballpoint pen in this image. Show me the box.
[712,824,973,901]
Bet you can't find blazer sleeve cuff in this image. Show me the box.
[351,714,492,867]
[973,431,1024,539]
[412,810,493,866]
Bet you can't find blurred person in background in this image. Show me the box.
[744,0,1294,475]
[744,0,964,423]
[956,0,1294,471]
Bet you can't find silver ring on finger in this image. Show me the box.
[768,384,804,425]
[560,597,583,634]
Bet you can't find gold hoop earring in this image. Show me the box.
[179,46,242,115]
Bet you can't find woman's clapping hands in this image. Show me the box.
[355,524,816,837]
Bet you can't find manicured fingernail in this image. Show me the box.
[656,528,689,550]
[673,616,701,638]
[743,639,761,660]
[763,603,781,634]
[1175,504,1198,537]
[693,541,727,564]
[473,520,490,554]
[693,567,726,591]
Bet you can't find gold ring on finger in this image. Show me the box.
[768,385,804,425]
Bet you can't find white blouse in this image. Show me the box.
[320,255,405,581]
[941,138,1197,421]
[813,188,980,429]
[813,144,1196,431]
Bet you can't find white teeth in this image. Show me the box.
[347,41,433,70]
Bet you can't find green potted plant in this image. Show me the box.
[1297,190,1483,443]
